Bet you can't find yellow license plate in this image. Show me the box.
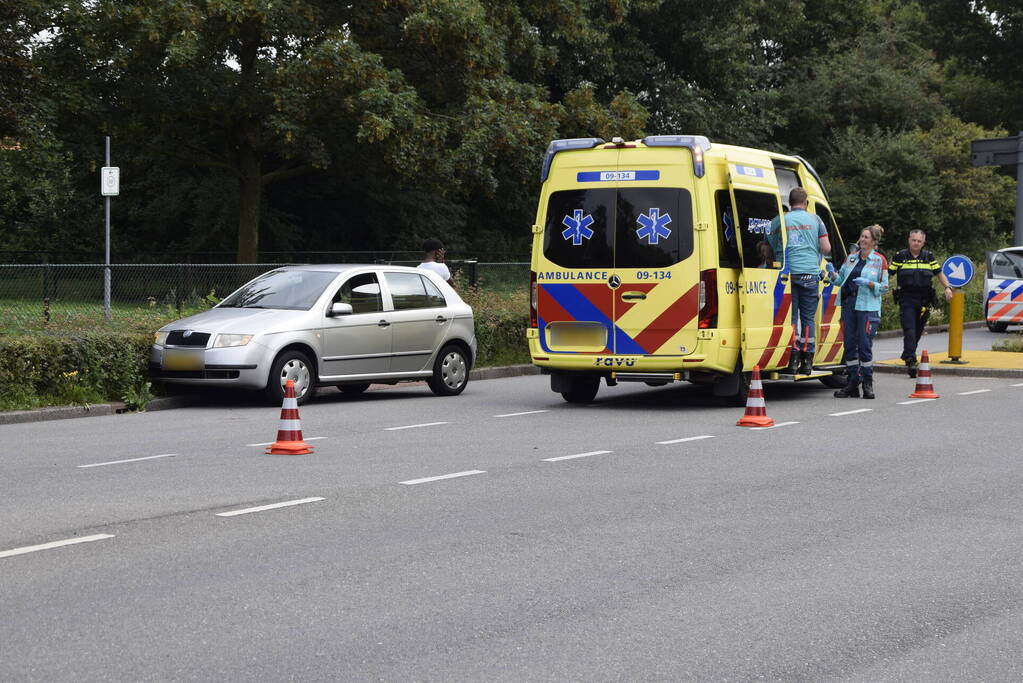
[163,349,204,371]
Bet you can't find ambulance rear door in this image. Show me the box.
[726,157,792,371]
[535,147,620,356]
[610,148,700,358]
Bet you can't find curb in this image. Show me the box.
[0,364,542,426]
[874,320,986,340]
[873,363,1023,379]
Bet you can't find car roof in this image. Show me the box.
[274,264,423,274]
[996,246,1023,254]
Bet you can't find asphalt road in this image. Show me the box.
[2,372,1023,680]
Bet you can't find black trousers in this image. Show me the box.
[899,290,933,362]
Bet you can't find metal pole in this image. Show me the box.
[104,136,112,320]
[1016,132,1023,247]
[943,289,967,364]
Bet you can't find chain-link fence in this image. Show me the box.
[1,261,529,335]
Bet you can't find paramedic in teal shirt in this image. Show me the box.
[767,187,831,375]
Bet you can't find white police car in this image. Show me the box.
[984,247,1023,332]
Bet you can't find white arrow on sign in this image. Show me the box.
[948,262,966,281]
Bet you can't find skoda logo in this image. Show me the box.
[183,330,193,338]
[607,275,622,289]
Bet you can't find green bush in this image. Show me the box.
[0,333,152,411]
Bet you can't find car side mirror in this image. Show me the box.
[329,302,353,317]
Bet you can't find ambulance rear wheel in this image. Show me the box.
[987,319,1009,333]
[561,376,600,403]
[818,371,846,389]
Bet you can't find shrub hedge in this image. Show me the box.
[0,310,532,411]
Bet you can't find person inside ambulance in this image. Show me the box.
[767,187,831,375]
[756,240,775,268]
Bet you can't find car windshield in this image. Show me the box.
[218,269,338,310]
[991,250,1023,279]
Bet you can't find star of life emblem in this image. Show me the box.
[561,210,595,246]
[636,208,672,245]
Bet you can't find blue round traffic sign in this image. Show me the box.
[942,254,975,288]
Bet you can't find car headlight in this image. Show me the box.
[154,331,169,346]
[213,333,253,348]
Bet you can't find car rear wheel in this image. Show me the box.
[265,350,315,406]
[561,376,600,403]
[987,318,1009,333]
[338,383,370,395]
[427,345,469,396]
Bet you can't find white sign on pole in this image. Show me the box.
[101,167,120,196]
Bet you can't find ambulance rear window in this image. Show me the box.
[543,189,615,268]
[615,188,693,268]
[542,188,693,269]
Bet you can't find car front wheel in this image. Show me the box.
[265,350,315,405]
[427,345,470,396]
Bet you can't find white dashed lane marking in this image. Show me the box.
[399,470,486,486]
[494,410,549,418]
[750,421,799,431]
[385,422,449,431]
[656,435,715,445]
[77,453,177,468]
[957,389,992,395]
[215,497,325,517]
[542,450,611,462]
[897,398,938,405]
[828,408,873,417]
[0,534,115,560]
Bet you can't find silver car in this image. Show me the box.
[150,265,476,404]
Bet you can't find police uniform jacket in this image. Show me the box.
[889,248,941,293]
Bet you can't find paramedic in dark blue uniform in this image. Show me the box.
[888,229,952,377]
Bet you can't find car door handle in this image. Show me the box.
[378,319,390,327]
[435,315,448,323]
[621,292,647,300]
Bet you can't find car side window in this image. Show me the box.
[334,273,383,314]
[385,272,432,310]
[421,275,447,307]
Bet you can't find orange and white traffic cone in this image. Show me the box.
[908,349,940,399]
[266,380,314,455]
[736,365,775,427]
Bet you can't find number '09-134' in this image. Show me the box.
[635,271,672,280]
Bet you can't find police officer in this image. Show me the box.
[888,229,953,377]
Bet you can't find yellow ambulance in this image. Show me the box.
[527,135,849,403]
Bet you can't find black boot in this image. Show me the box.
[861,376,875,399]
[906,358,918,378]
[786,350,799,375]
[797,351,812,376]
[834,378,860,398]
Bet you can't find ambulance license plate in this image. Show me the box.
[163,349,203,371]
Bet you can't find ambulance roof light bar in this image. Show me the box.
[642,135,712,177]
[540,137,605,182]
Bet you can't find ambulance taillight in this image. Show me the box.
[530,270,538,328]
[698,269,717,329]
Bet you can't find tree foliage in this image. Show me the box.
[0,0,1019,264]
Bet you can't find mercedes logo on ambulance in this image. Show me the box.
[607,274,621,289]
[183,330,194,337]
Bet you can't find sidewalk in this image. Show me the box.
[872,321,1023,377]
